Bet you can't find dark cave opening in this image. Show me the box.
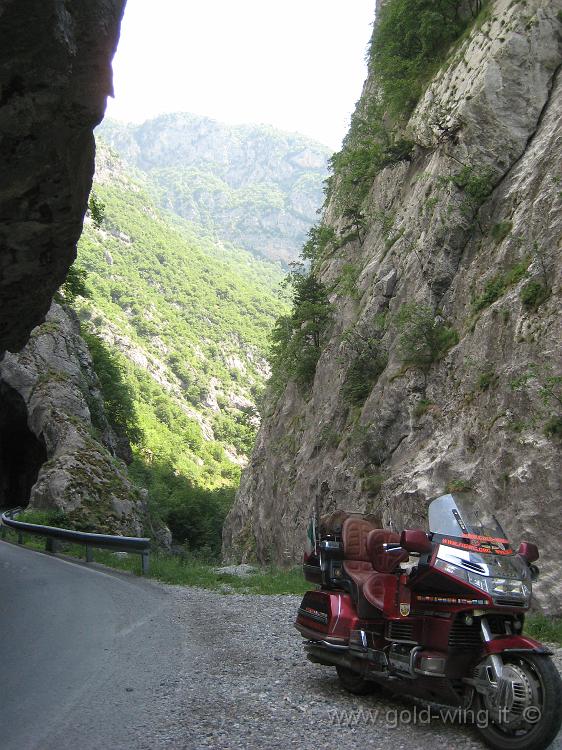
[0,380,47,510]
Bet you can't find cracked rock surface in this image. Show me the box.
[224,0,562,615]
[0,303,159,537]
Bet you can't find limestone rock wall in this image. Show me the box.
[0,0,126,352]
[0,303,154,537]
[224,0,562,614]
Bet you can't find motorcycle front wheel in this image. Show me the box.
[474,653,562,750]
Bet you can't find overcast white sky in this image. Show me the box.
[106,0,375,151]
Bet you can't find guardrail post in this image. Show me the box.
[17,532,24,545]
[141,552,149,575]
[85,545,94,563]
[45,538,56,553]
[1,526,6,540]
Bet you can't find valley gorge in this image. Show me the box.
[3,4,562,749]
[0,0,560,618]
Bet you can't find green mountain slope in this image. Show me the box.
[73,141,289,551]
[97,114,330,264]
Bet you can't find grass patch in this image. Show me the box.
[0,527,309,595]
[544,416,562,440]
[342,341,388,406]
[446,479,472,493]
[453,166,495,212]
[472,259,529,312]
[525,615,562,646]
[413,399,433,418]
[337,263,362,300]
[491,221,512,243]
[10,509,72,526]
[361,474,385,496]
[397,303,458,369]
[477,369,499,392]
[520,280,550,311]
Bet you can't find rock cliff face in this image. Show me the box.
[224,0,562,614]
[0,303,153,537]
[0,0,126,353]
[98,114,330,263]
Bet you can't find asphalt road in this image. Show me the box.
[0,540,187,750]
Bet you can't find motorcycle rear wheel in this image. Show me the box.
[475,653,562,750]
[335,665,377,695]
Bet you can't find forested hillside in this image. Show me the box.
[97,114,330,264]
[71,141,288,551]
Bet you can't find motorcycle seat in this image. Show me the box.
[341,519,411,617]
[363,571,399,612]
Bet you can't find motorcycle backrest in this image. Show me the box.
[342,517,377,561]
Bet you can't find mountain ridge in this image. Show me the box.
[97,113,331,264]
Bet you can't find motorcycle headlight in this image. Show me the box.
[467,571,489,592]
[490,578,531,604]
[466,574,531,604]
[435,559,531,606]
[490,578,524,595]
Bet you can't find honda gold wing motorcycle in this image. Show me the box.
[295,493,562,750]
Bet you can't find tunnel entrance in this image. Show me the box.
[0,379,47,510]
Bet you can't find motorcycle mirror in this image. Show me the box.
[400,529,432,554]
[518,541,539,564]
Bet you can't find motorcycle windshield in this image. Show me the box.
[428,493,512,556]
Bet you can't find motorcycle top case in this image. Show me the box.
[295,590,358,645]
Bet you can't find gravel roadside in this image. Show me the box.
[130,587,562,750]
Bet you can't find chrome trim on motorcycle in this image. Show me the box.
[480,616,504,681]
[408,646,423,678]
[316,640,349,651]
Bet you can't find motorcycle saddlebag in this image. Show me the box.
[295,590,357,645]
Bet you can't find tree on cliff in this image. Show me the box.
[269,263,332,391]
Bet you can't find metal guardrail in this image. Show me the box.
[0,508,151,574]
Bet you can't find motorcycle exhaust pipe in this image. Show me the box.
[305,644,356,670]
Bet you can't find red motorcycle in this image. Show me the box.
[296,493,562,750]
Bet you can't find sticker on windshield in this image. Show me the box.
[461,533,509,544]
[441,537,512,555]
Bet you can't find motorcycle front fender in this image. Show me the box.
[481,634,552,656]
